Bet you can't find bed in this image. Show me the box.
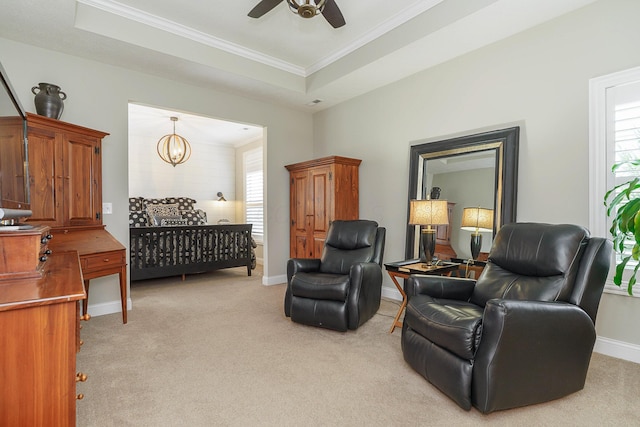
[129,196,255,281]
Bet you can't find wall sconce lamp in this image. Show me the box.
[409,199,449,265]
[461,207,494,260]
[216,192,227,202]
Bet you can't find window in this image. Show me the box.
[589,66,640,297]
[244,147,263,243]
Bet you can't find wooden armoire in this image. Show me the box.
[25,113,127,326]
[26,113,105,227]
[285,156,361,258]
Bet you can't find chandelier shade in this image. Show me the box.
[157,116,191,167]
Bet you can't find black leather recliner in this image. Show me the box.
[401,222,612,413]
[285,220,386,332]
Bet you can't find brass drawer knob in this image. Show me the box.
[76,372,88,382]
[77,394,84,400]
[80,313,91,321]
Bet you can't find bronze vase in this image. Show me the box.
[31,83,66,120]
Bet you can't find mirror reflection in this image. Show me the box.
[420,150,496,260]
[405,127,519,264]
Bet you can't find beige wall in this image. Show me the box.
[0,37,312,310]
[313,0,640,347]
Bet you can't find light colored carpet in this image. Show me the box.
[77,266,640,426]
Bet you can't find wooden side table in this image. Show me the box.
[450,257,488,279]
[384,260,460,333]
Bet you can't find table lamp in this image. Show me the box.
[409,199,449,265]
[461,207,494,260]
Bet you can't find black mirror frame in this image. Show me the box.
[404,126,519,260]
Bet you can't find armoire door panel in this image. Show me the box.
[294,236,308,258]
[66,136,96,225]
[292,172,308,229]
[311,166,331,234]
[313,237,325,257]
[27,132,60,225]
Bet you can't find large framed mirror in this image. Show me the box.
[405,127,519,261]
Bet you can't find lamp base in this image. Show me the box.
[420,229,437,265]
[470,232,482,260]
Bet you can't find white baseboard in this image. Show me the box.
[594,336,640,364]
[263,274,286,286]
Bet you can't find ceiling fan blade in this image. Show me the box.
[248,0,284,18]
[321,0,346,28]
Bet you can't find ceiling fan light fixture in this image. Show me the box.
[287,0,326,18]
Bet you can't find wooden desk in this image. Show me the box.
[384,260,459,334]
[49,226,128,324]
[0,252,85,426]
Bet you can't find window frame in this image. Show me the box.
[589,65,640,297]
[243,146,264,244]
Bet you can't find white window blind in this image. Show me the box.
[244,147,263,243]
[610,92,640,277]
[589,66,640,297]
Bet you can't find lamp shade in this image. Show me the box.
[409,199,449,226]
[461,207,494,232]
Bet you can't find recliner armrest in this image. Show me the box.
[348,262,383,329]
[473,299,596,413]
[406,275,476,300]
[287,258,321,282]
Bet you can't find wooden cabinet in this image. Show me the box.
[24,113,127,324]
[26,113,107,229]
[285,156,361,258]
[434,202,457,260]
[0,251,85,426]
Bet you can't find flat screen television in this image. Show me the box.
[0,60,32,224]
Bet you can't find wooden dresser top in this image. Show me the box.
[0,251,84,312]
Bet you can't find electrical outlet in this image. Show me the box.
[103,202,113,214]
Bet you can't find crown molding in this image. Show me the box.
[306,0,444,74]
[78,0,444,78]
[77,0,306,76]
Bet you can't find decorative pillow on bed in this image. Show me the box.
[129,197,145,212]
[150,214,183,226]
[180,209,207,225]
[129,210,148,227]
[165,197,197,211]
[160,218,188,226]
[146,203,179,218]
[142,198,166,210]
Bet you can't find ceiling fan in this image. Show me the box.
[248,0,346,28]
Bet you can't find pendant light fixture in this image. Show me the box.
[286,0,326,18]
[157,116,192,167]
